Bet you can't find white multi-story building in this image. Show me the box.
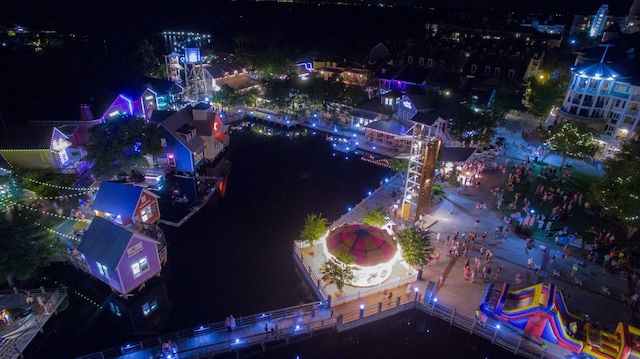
[556,61,639,158]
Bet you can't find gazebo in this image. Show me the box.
[324,223,398,287]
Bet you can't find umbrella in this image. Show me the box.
[326,224,397,267]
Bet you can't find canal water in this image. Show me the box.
[25,125,394,358]
[25,125,515,358]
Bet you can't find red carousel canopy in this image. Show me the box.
[326,224,397,267]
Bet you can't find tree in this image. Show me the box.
[0,207,59,284]
[486,85,522,123]
[389,158,409,173]
[590,137,640,238]
[86,116,162,177]
[396,226,434,268]
[299,213,328,254]
[320,256,355,295]
[450,105,495,145]
[14,169,75,199]
[431,184,445,201]
[361,208,389,227]
[545,122,598,168]
[526,77,565,125]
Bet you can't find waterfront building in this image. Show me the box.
[77,216,167,297]
[0,125,87,174]
[556,47,640,157]
[92,181,161,226]
[151,107,207,175]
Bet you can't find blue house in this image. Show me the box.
[92,181,161,226]
[152,107,206,175]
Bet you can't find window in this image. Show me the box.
[470,64,477,73]
[484,66,491,75]
[142,300,158,316]
[407,56,413,64]
[426,58,433,67]
[160,138,167,147]
[131,257,150,279]
[109,302,122,317]
[419,57,425,66]
[97,262,109,278]
[494,67,501,76]
[508,69,515,79]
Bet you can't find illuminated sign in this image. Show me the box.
[144,95,154,100]
[127,242,144,257]
[109,110,120,117]
[402,100,413,109]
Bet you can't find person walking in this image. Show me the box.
[474,218,480,229]
[230,315,236,331]
[527,257,534,270]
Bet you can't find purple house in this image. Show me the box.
[77,217,165,297]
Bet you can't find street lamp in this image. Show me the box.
[393,203,399,221]
[359,304,365,319]
[492,324,501,343]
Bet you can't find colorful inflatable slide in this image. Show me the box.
[480,282,583,353]
[480,282,640,359]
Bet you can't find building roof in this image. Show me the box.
[204,62,245,79]
[355,98,393,116]
[0,126,55,150]
[215,73,259,91]
[78,216,134,268]
[156,108,206,153]
[411,110,441,126]
[439,147,476,162]
[92,181,155,219]
[406,94,436,110]
[573,62,626,79]
[365,119,413,135]
[137,76,184,95]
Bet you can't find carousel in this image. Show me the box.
[323,223,399,287]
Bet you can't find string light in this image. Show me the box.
[23,177,96,191]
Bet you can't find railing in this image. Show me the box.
[415,300,548,359]
[77,301,330,359]
[293,244,330,300]
[332,295,550,359]
[329,275,416,308]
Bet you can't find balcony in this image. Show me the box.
[557,107,605,123]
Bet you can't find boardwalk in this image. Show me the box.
[0,288,68,359]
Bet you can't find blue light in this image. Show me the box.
[312,123,317,127]
[384,178,389,183]
[347,206,352,211]
[367,191,372,196]
[345,156,349,160]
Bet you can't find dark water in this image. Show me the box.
[243,310,517,359]
[25,127,394,358]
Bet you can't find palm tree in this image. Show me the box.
[360,208,389,227]
[320,257,355,295]
[396,226,434,268]
[299,213,328,255]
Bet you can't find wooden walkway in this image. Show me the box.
[0,288,68,359]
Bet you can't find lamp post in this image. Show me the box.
[393,203,398,221]
[414,287,420,301]
[359,304,365,319]
[492,324,500,344]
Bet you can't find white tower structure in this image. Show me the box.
[183,48,207,101]
[401,124,441,222]
[164,52,183,84]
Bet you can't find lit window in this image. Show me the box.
[96,261,109,278]
[142,300,158,316]
[131,257,150,279]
